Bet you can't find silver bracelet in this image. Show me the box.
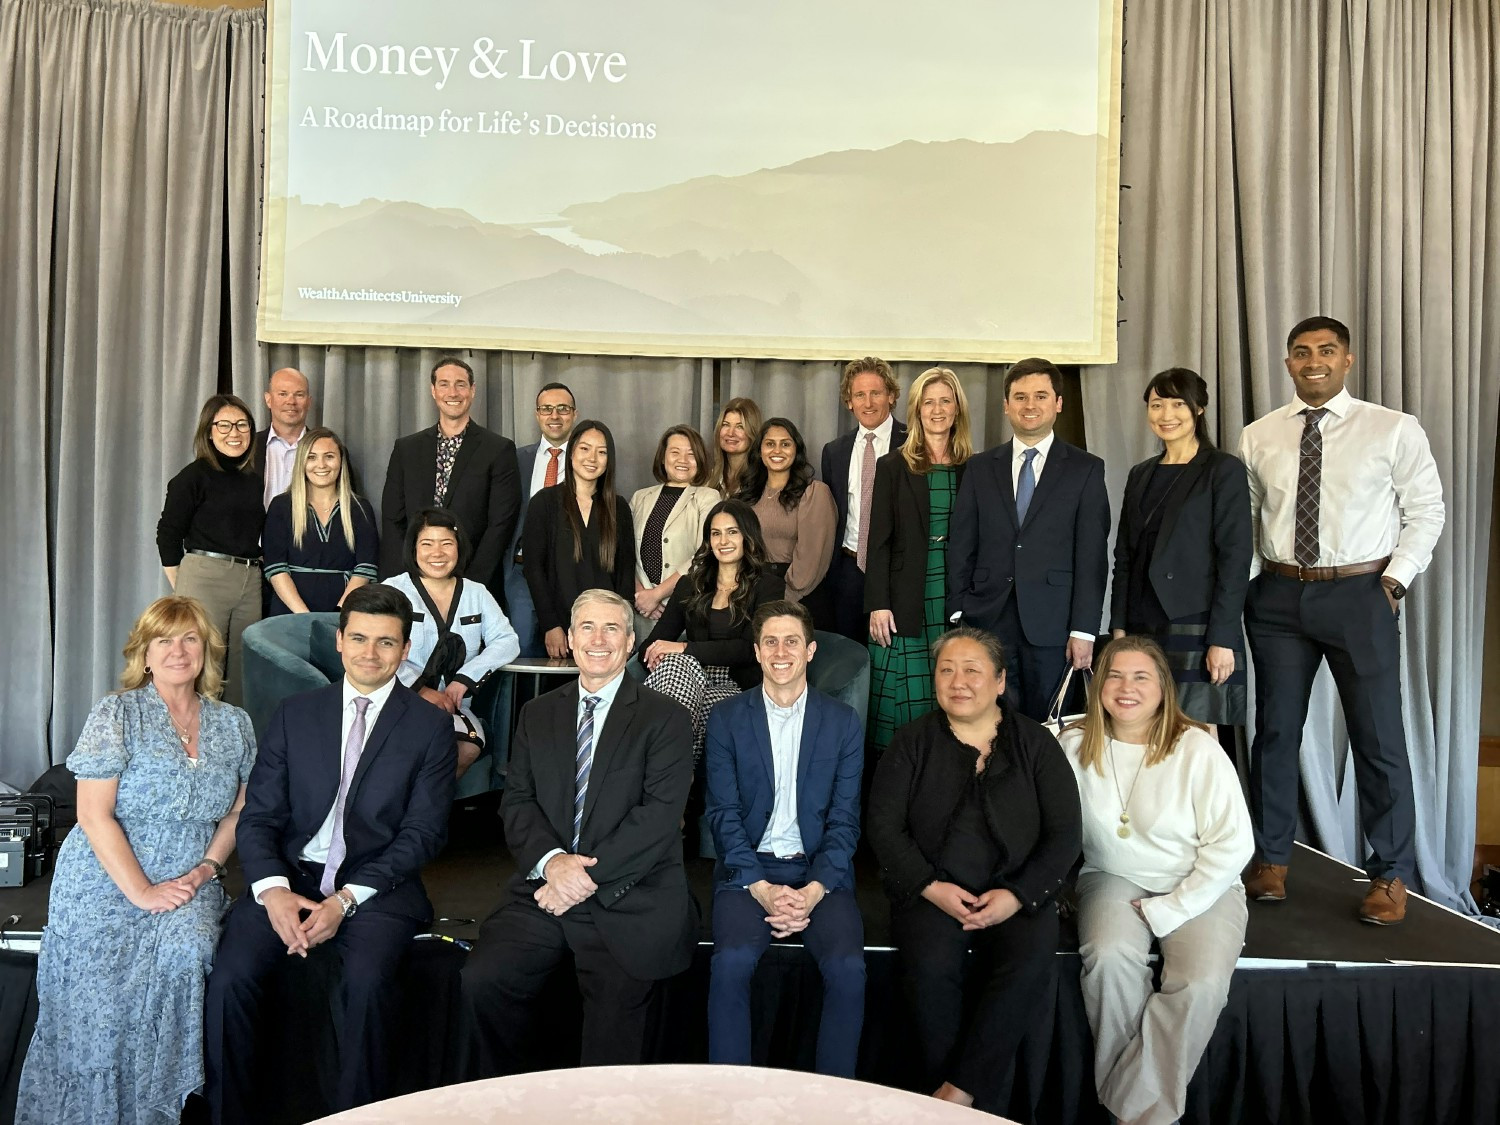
[334,887,358,918]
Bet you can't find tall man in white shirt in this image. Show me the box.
[704,599,866,1077]
[505,382,577,655]
[204,584,456,1123]
[1238,316,1445,925]
[252,367,312,506]
[814,356,906,641]
[947,358,1111,719]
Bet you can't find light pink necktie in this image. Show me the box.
[856,432,877,572]
[320,696,371,896]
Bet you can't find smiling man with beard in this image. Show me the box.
[459,589,696,1074]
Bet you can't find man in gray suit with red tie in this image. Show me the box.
[947,358,1111,720]
[204,584,456,1124]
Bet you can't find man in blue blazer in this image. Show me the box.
[504,381,577,656]
[947,358,1111,720]
[704,599,866,1077]
[812,356,907,642]
[204,584,456,1124]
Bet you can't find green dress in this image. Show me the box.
[868,466,956,750]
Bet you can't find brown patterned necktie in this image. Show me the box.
[856,433,877,572]
[1293,407,1328,567]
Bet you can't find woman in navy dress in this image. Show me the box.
[262,427,378,614]
[17,596,255,1125]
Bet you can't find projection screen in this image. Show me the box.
[258,1,1123,363]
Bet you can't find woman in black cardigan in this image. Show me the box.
[868,626,1081,1113]
[638,499,785,757]
[522,420,636,658]
[1110,368,1252,726]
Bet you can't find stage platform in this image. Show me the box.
[1,801,1498,1124]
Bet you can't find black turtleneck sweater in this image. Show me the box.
[156,457,266,565]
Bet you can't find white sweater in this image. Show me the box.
[1059,726,1253,937]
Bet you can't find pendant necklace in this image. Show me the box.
[167,699,201,765]
[1106,740,1148,839]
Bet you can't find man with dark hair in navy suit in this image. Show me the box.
[203,583,456,1124]
[704,599,866,1077]
[813,356,907,642]
[504,381,577,656]
[947,358,1110,720]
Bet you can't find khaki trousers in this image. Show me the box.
[176,553,261,706]
[1076,870,1246,1125]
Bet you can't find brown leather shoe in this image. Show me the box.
[1360,877,1407,925]
[1243,861,1288,901]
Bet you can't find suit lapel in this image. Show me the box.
[312,685,344,809]
[794,690,821,804]
[1154,447,1212,556]
[747,689,776,795]
[994,442,1019,528]
[903,463,930,540]
[445,423,481,502]
[346,684,409,802]
[580,676,635,840]
[1021,440,1068,529]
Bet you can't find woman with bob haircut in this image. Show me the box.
[262,427,379,614]
[523,419,636,658]
[630,425,721,639]
[736,416,837,604]
[1059,634,1253,1125]
[156,394,265,704]
[17,596,256,1124]
[384,508,519,776]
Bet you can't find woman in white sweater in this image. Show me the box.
[1059,635,1253,1125]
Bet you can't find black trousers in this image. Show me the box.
[203,869,418,1125]
[459,893,658,1078]
[891,894,1059,1108]
[988,596,1074,722]
[1244,571,1415,881]
[812,548,869,644]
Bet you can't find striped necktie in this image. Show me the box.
[572,695,601,851]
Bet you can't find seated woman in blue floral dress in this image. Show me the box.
[17,595,256,1125]
[262,427,378,614]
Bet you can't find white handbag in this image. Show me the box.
[1043,664,1092,739]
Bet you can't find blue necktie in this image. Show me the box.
[572,695,600,851]
[1015,447,1039,524]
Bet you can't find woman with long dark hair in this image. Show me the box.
[523,420,636,658]
[638,499,786,755]
[736,417,836,603]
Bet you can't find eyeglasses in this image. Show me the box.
[536,405,576,417]
[213,420,252,434]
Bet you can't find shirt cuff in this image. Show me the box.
[345,884,377,905]
[531,848,565,881]
[1383,558,1420,590]
[1068,630,1096,643]
[251,876,289,904]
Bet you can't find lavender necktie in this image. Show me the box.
[856,432,878,572]
[320,696,371,896]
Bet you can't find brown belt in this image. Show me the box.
[1263,556,1390,582]
[840,547,858,559]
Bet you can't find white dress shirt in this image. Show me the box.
[250,675,396,906]
[841,414,896,552]
[529,440,569,498]
[1059,727,1253,938]
[757,685,808,860]
[262,426,307,508]
[1237,388,1445,587]
[530,669,628,879]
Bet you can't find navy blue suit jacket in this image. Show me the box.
[504,440,541,580]
[946,438,1111,647]
[820,421,909,551]
[236,681,456,921]
[704,685,863,893]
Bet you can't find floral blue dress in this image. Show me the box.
[16,685,256,1125]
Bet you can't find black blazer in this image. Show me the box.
[866,708,1081,913]
[501,675,698,980]
[380,423,521,600]
[821,421,909,550]
[1110,446,1252,650]
[946,439,1111,646]
[638,569,786,689]
[521,486,636,636]
[864,452,967,636]
[236,682,457,921]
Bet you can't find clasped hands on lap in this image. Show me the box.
[921,881,1022,931]
[748,878,826,938]
[131,862,217,914]
[536,852,600,916]
[260,886,349,957]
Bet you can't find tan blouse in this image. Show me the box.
[751,479,837,602]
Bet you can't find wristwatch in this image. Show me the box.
[198,857,227,882]
[334,887,358,918]
[1381,577,1408,601]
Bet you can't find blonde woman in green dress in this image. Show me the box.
[864,368,975,751]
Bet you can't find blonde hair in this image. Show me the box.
[289,427,358,549]
[901,367,974,473]
[1067,635,1207,775]
[119,596,226,699]
[709,397,763,495]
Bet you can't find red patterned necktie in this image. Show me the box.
[544,446,561,488]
